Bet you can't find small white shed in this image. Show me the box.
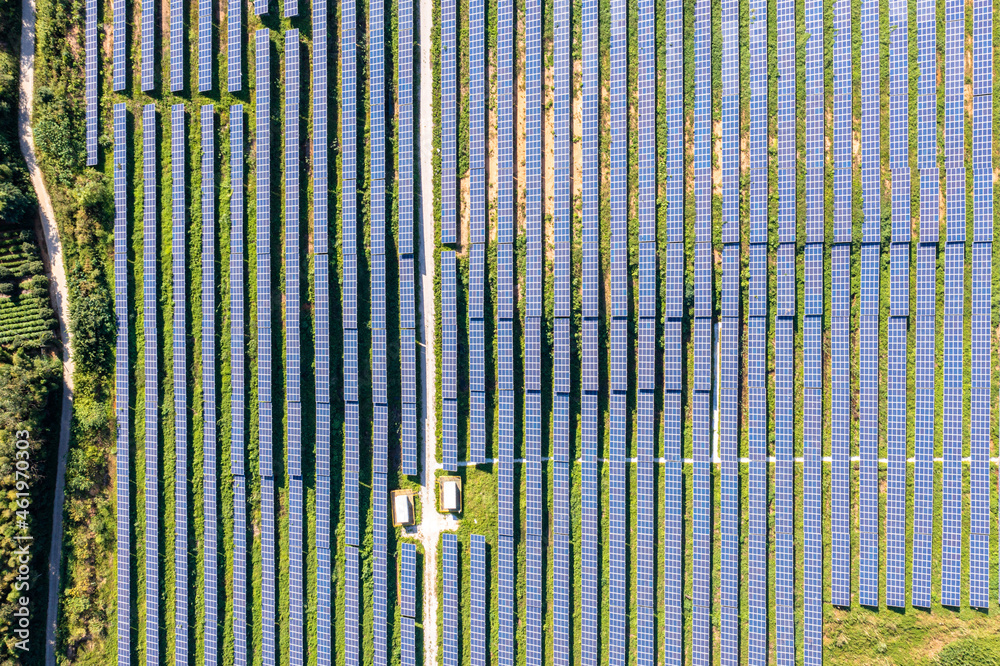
[394,493,414,526]
[442,480,461,512]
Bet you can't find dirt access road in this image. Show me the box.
[17,0,75,663]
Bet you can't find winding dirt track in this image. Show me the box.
[16,0,75,663]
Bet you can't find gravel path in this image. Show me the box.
[416,0,458,658]
[16,0,75,662]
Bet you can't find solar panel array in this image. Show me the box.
[141,0,154,90]
[831,0,853,609]
[256,0,267,16]
[229,105,249,666]
[169,0,183,91]
[552,0,571,660]
[170,106,191,666]
[470,535,486,666]
[141,104,160,666]
[198,0,212,91]
[691,0,711,662]
[255,30,277,666]
[197,105,221,666]
[367,0,389,657]
[940,0,964,608]
[970,0,992,611]
[441,250,458,471]
[775,0,796,656]
[912,0,937,609]
[440,0,456,244]
[803,0,824,659]
[747,0,768,659]
[398,0,417,476]
[113,103,129,666]
[467,0,485,463]
[282,31,305,666]
[228,0,242,91]
[399,543,418,666]
[885,0,908,612]
[858,0,882,609]
[609,0,627,661]
[442,535,459,666]
[340,0,361,655]
[85,0,97,163]
[580,0,599,659]
[113,0,125,90]
[662,0,683,660]
[524,0,543,660]
[496,0,515,660]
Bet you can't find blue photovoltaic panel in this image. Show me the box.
[229,106,247,666]
[400,617,415,666]
[399,543,417,618]
[199,0,212,91]
[86,0,98,163]
[344,547,359,666]
[913,242,936,608]
[284,30,305,666]
[498,537,515,666]
[942,246,964,607]
[289,480,304,666]
[285,0,298,17]
[228,0,242,91]
[440,0,456,244]
[113,0,125,90]
[261,479,276,666]
[256,0,268,16]
[113,103,129,666]
[470,536,487,666]
[169,0,183,92]
[141,0,154,91]
[442,535,459,666]
[197,104,219,663]
[230,106,245,475]
[312,16,330,655]
[171,105,191,666]
[141,105,160,666]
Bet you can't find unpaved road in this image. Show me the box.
[17,0,75,663]
[416,0,458,659]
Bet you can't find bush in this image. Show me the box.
[68,279,114,373]
[938,640,1000,666]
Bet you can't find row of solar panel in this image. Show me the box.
[312,8,332,660]
[140,104,162,666]
[887,0,911,609]
[171,106,192,666]
[579,0,600,658]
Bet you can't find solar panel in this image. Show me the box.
[609,388,627,666]
[140,104,161,666]
[441,534,459,666]
[440,0,456,243]
[468,535,487,666]
[228,0,242,91]
[168,104,191,666]
[85,0,98,163]
[497,536,515,666]
[229,106,247,666]
[141,0,154,91]
[289,479,304,666]
[232,477,247,665]
[113,103,129,666]
[260,478,276,666]
[399,543,417,618]
[199,0,212,91]
[913,240,936,609]
[344,546,359,666]
[400,617,415,666]
[942,245,964,607]
[113,0,125,90]
[194,104,218,663]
